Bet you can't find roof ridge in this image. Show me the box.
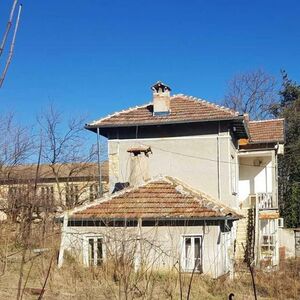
[172,94,239,116]
[89,102,152,126]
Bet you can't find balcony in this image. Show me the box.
[249,193,277,209]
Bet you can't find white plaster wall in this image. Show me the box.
[63,224,233,278]
[108,135,238,208]
[279,228,295,258]
[238,156,273,207]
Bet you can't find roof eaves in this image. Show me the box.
[69,215,240,222]
[249,139,285,144]
[85,115,245,130]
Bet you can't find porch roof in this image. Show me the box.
[69,176,241,220]
[248,119,285,144]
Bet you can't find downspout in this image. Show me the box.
[96,127,103,196]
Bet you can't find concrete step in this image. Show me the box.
[235,215,250,259]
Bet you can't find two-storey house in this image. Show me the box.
[58,82,284,277]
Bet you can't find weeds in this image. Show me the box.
[0,221,300,299]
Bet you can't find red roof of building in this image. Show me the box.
[248,119,285,143]
[86,91,284,144]
[86,95,240,128]
[0,162,108,183]
[70,177,241,220]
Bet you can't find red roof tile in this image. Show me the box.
[71,177,241,220]
[248,119,284,143]
[87,95,239,128]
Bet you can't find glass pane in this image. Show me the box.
[194,238,201,259]
[194,237,202,271]
[185,238,192,269]
[97,238,103,265]
[88,238,94,266]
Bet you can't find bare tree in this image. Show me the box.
[0,113,34,220]
[37,105,100,208]
[0,113,32,168]
[223,69,279,120]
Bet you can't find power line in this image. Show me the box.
[149,145,278,169]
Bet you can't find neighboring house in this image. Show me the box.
[0,162,108,215]
[58,82,284,277]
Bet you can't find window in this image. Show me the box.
[87,237,103,266]
[8,186,25,206]
[8,186,29,200]
[40,186,54,203]
[65,184,79,207]
[182,235,202,272]
[230,154,237,194]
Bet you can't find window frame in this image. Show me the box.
[181,234,203,273]
[83,234,105,267]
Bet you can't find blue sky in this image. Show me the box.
[0,0,300,130]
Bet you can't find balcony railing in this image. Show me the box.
[257,193,275,209]
[249,193,277,209]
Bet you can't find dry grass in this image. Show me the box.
[0,222,300,299]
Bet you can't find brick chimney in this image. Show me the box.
[151,81,171,116]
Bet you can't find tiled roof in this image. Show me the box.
[87,95,239,128]
[0,162,108,183]
[248,119,285,143]
[71,177,241,220]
